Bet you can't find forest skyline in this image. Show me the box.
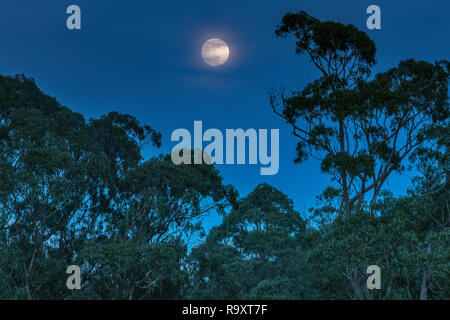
[0,1,448,301]
[1,1,449,222]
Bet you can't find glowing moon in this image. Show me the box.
[201,38,229,67]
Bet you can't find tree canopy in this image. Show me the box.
[0,10,448,300]
[270,11,449,218]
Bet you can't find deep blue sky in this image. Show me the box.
[1,0,449,232]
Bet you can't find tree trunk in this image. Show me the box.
[348,265,364,300]
[419,271,429,300]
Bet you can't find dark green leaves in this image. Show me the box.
[272,11,449,218]
[276,10,376,77]
[321,152,375,178]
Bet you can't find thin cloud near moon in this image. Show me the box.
[201,38,230,67]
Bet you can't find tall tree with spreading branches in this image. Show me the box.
[270,11,449,218]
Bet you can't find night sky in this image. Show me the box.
[1,0,449,231]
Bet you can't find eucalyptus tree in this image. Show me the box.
[0,74,163,299]
[270,11,449,218]
[0,74,98,298]
[0,73,235,299]
[189,184,315,299]
[76,154,235,299]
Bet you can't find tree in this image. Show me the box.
[0,74,234,299]
[0,74,101,299]
[270,11,449,217]
[305,126,449,300]
[189,184,316,299]
[0,74,163,299]
[76,154,235,299]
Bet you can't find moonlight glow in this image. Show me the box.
[201,38,230,67]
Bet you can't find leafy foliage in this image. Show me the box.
[271,11,449,218]
[0,10,448,300]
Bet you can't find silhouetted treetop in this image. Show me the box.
[275,10,376,79]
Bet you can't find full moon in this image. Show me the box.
[201,38,230,67]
